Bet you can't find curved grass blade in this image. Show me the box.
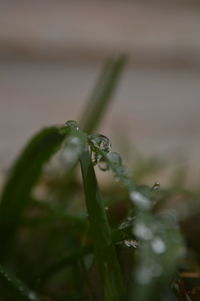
[0,264,43,301]
[0,126,68,257]
[80,54,127,133]
[78,132,124,301]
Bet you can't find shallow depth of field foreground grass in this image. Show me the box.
[0,56,199,301]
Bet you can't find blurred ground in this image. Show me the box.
[0,0,200,185]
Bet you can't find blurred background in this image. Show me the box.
[1,0,200,186]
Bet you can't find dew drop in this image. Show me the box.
[64,120,79,130]
[134,221,153,240]
[152,181,160,191]
[89,134,112,153]
[106,152,122,166]
[130,191,152,210]
[151,237,166,254]
[114,165,130,183]
[98,158,109,171]
[62,136,82,164]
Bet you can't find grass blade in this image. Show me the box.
[79,133,124,301]
[80,54,127,133]
[33,226,132,285]
[0,264,43,301]
[0,126,67,257]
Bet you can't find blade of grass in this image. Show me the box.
[53,56,127,202]
[0,264,43,301]
[79,133,124,301]
[80,54,127,133]
[32,226,132,285]
[0,126,68,258]
[33,244,93,287]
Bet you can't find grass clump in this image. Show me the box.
[0,56,199,301]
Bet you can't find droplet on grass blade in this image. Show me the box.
[107,152,122,166]
[152,181,160,191]
[61,136,82,165]
[64,120,80,131]
[134,221,153,240]
[130,191,152,210]
[98,158,109,171]
[151,237,166,254]
[88,134,112,152]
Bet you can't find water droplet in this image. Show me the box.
[151,237,166,254]
[89,134,112,153]
[130,191,152,210]
[152,181,160,191]
[114,165,130,183]
[61,136,82,164]
[64,120,79,130]
[98,158,109,171]
[107,152,122,166]
[134,221,153,240]
[124,239,139,248]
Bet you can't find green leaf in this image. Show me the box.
[0,264,43,301]
[80,54,127,133]
[0,126,67,257]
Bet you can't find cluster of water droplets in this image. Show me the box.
[132,216,168,286]
[132,209,185,290]
[88,134,111,169]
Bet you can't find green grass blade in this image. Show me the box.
[0,264,43,301]
[80,54,127,133]
[79,135,124,301]
[0,126,67,256]
[33,225,132,285]
[33,244,93,286]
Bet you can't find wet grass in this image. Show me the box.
[0,55,199,301]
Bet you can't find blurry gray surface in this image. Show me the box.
[0,1,200,185]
